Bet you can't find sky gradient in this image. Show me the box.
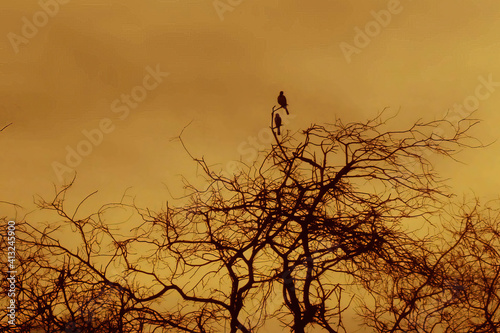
[1,1,500,330]
[2,1,500,213]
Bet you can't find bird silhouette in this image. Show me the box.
[277,91,289,114]
[275,113,282,135]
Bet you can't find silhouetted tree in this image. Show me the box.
[2,112,493,333]
[1,122,12,133]
[362,199,500,332]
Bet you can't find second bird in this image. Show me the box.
[275,113,282,135]
[277,91,289,115]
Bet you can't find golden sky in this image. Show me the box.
[2,0,500,211]
[1,0,500,330]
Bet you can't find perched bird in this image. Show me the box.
[277,91,289,115]
[275,113,282,135]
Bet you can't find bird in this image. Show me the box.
[277,91,289,115]
[275,113,282,135]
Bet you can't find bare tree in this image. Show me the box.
[0,122,12,133]
[363,199,500,333]
[2,111,492,332]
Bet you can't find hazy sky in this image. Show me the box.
[1,1,500,329]
[2,0,500,213]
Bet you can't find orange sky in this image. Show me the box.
[1,1,500,330]
[2,0,500,210]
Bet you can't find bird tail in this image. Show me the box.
[285,106,289,115]
[277,127,281,135]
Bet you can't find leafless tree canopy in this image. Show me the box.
[3,113,499,333]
